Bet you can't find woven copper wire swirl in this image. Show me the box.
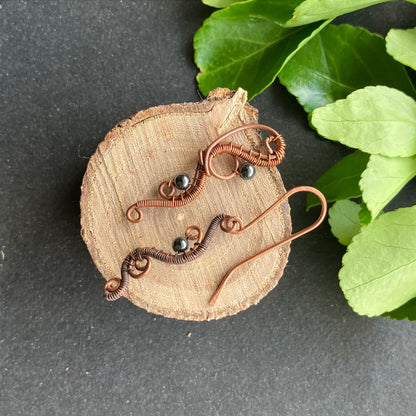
[126,162,207,222]
[106,186,327,304]
[208,139,285,167]
[103,214,226,301]
[126,124,286,223]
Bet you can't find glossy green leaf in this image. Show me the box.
[311,86,416,157]
[382,297,416,321]
[360,154,416,221]
[202,0,245,8]
[328,200,362,246]
[194,0,329,100]
[279,24,416,113]
[285,0,416,27]
[306,150,369,210]
[386,27,416,71]
[339,206,416,317]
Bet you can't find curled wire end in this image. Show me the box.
[104,277,128,301]
[126,204,143,223]
[103,252,151,302]
[159,179,175,199]
[185,225,203,244]
[130,255,152,278]
[264,134,286,164]
[221,216,243,234]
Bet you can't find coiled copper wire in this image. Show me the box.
[104,215,226,301]
[107,187,327,304]
[126,124,286,223]
[126,163,208,223]
[112,124,326,307]
[204,124,285,179]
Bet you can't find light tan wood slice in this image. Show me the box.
[80,88,291,321]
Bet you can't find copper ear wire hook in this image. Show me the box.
[110,186,326,303]
[208,186,327,306]
[126,123,286,223]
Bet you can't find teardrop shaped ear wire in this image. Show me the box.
[208,186,327,306]
[203,123,285,178]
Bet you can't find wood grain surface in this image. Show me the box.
[80,88,291,320]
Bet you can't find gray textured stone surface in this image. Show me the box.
[1,1,415,415]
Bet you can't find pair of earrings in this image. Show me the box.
[104,124,327,306]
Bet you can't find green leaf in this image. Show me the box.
[358,202,372,225]
[360,154,416,221]
[194,0,329,100]
[382,297,416,321]
[284,0,416,27]
[306,150,369,210]
[311,86,416,157]
[386,27,416,71]
[339,205,416,317]
[328,200,362,245]
[279,24,416,113]
[202,0,245,8]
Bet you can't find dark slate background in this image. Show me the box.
[1,1,415,415]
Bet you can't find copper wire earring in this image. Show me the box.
[104,214,225,301]
[104,186,327,304]
[126,124,286,223]
[208,186,327,305]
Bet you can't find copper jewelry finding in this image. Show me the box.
[209,186,327,306]
[126,123,286,223]
[104,186,327,304]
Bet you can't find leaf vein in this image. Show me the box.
[346,257,416,291]
[199,28,303,76]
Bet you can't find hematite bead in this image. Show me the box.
[173,174,190,190]
[172,237,189,253]
[239,164,256,180]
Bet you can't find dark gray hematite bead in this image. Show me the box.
[239,164,256,180]
[172,237,189,253]
[173,174,190,190]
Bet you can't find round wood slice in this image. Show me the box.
[80,88,291,320]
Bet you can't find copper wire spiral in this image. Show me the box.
[126,163,207,222]
[126,124,286,223]
[106,186,327,304]
[103,215,226,301]
[108,123,327,307]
